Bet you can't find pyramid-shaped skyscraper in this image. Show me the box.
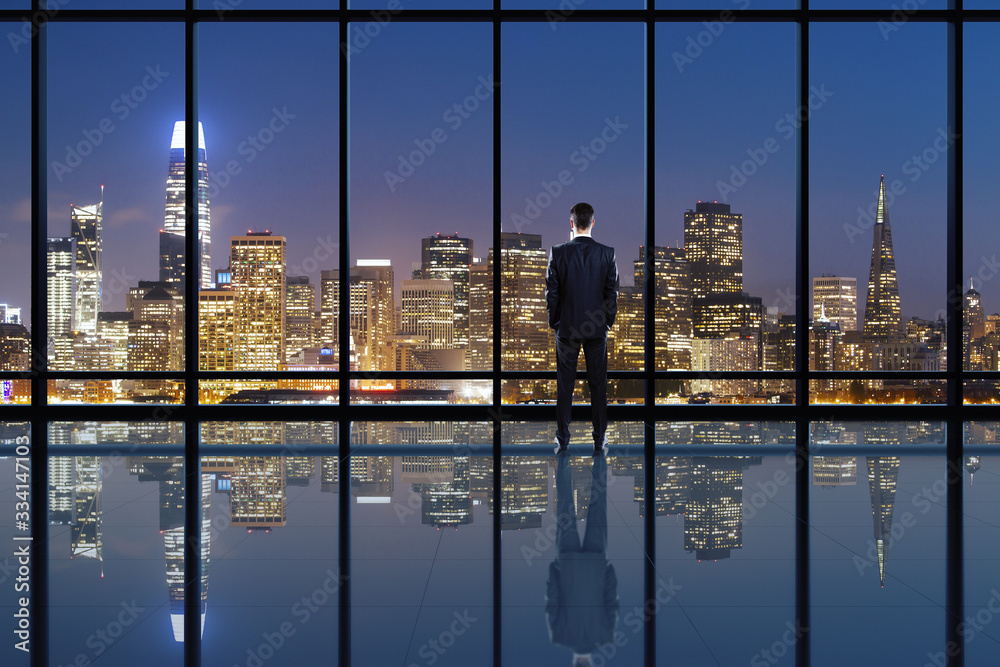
[862,175,903,342]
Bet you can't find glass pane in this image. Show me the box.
[199,23,339,373]
[655,23,796,404]
[48,421,185,447]
[502,22,643,379]
[352,454,492,664]
[964,24,999,375]
[655,454,796,664]
[811,378,946,405]
[963,453,1000,666]
[0,22,31,405]
[810,454,945,664]
[47,23,185,402]
[200,455,339,664]
[810,23,947,402]
[49,455,186,665]
[965,421,1000,446]
[47,379,185,404]
[811,421,946,448]
[500,423,645,663]
[350,23,491,386]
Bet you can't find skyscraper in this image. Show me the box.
[285,276,315,362]
[47,237,76,368]
[635,245,691,370]
[862,176,903,343]
[401,279,455,349]
[812,275,858,332]
[231,232,286,370]
[500,233,548,371]
[321,261,394,371]
[684,201,743,300]
[684,457,743,561]
[162,121,212,290]
[417,233,473,347]
[70,195,103,337]
[867,456,900,587]
[468,257,492,371]
[198,290,236,371]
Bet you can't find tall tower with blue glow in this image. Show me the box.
[161,121,212,290]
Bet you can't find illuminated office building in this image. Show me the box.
[0,323,30,371]
[812,457,857,486]
[684,457,743,561]
[809,314,842,394]
[199,290,236,371]
[128,286,183,378]
[48,456,75,525]
[653,457,691,516]
[638,245,691,369]
[684,201,743,299]
[0,304,22,324]
[500,233,548,371]
[964,281,986,370]
[47,237,76,369]
[500,456,547,530]
[401,279,455,349]
[231,457,287,528]
[231,232,286,370]
[71,196,103,337]
[321,261,394,372]
[97,312,131,371]
[417,457,473,527]
[862,176,903,343]
[285,276,315,362]
[71,456,103,564]
[468,258,493,371]
[162,121,212,290]
[417,233,473,347]
[608,285,644,371]
[127,281,181,314]
[693,293,763,341]
[813,275,858,332]
[690,332,759,396]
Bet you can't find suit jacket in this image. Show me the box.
[545,554,619,654]
[545,236,619,339]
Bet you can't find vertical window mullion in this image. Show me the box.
[795,9,810,667]
[30,2,49,666]
[492,8,502,667]
[643,15,656,667]
[183,6,202,667]
[945,9,964,667]
[338,7,351,667]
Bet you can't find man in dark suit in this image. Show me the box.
[545,202,619,456]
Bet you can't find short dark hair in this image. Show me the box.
[570,202,594,230]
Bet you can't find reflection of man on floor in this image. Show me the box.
[545,453,619,665]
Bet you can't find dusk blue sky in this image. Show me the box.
[0,16,996,324]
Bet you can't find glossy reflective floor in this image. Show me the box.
[1,422,997,666]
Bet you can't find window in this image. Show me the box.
[0,2,993,666]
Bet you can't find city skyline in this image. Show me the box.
[1,21,996,324]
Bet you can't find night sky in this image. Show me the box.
[0,16,996,322]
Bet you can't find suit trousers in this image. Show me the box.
[555,335,608,448]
